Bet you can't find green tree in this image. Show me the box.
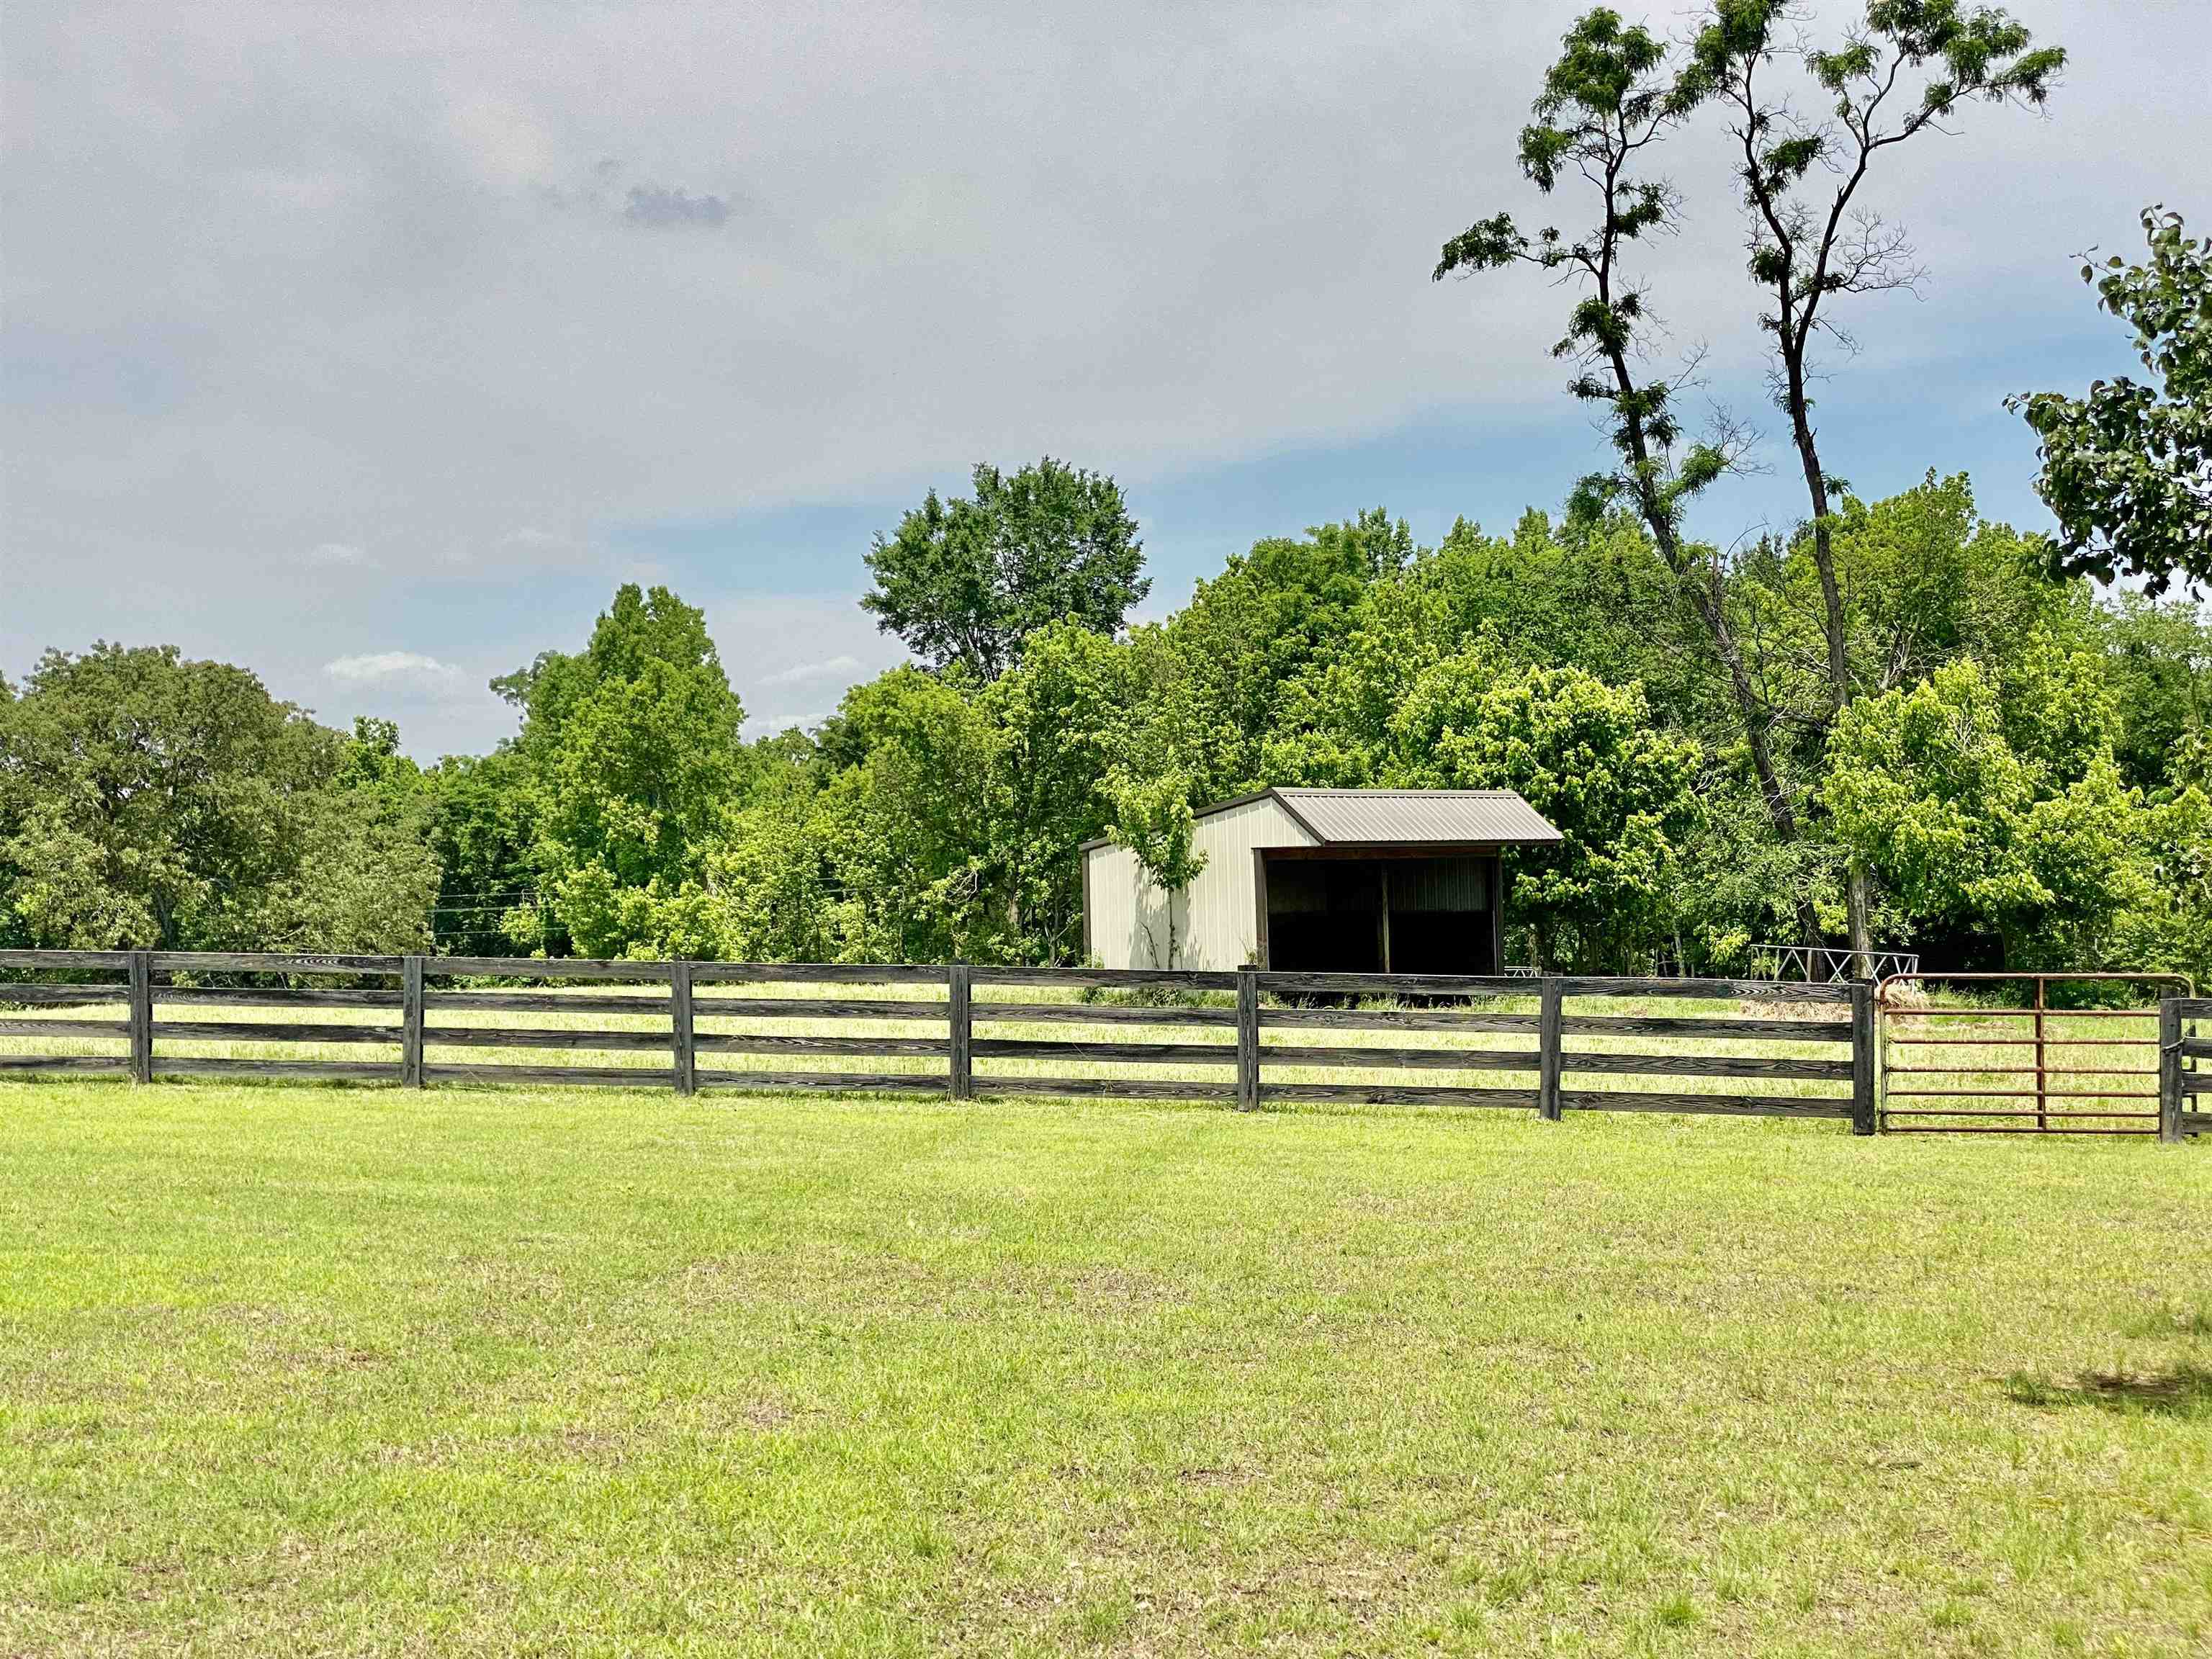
[1103,767,1208,968]
[243,781,441,956]
[863,459,1147,681]
[498,584,745,957]
[1431,10,1801,897]
[713,666,1010,964]
[0,644,432,952]
[1683,0,2066,969]
[1262,574,1457,788]
[979,623,1146,961]
[2110,735,2212,987]
[422,749,541,955]
[2094,592,2212,794]
[1156,510,1413,800]
[2011,208,2212,595]
[1822,660,2139,968]
[1385,660,1701,971]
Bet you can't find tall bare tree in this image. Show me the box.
[1682,0,2065,971]
[1432,11,1803,868]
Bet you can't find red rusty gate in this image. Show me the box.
[1876,973,2194,1136]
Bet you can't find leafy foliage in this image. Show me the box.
[862,459,1147,681]
[1435,10,1724,555]
[495,585,745,958]
[2012,209,2212,595]
[1822,660,2141,969]
[0,647,433,951]
[1679,0,2066,968]
[1104,768,1207,968]
[6,475,2207,981]
[1386,661,1701,970]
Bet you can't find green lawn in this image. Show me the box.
[2,1084,2206,1655]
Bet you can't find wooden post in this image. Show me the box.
[670,960,696,1097]
[1851,978,1877,1136]
[2159,996,2183,1145]
[1537,976,1563,1121]
[948,962,972,1101]
[1235,965,1260,1112]
[1377,861,1392,975]
[127,950,153,1084]
[401,955,426,1088]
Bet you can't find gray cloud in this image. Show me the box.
[624,184,732,229]
[3,1,2207,757]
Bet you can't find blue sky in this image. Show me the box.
[4,1,2206,756]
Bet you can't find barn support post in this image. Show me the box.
[127,950,153,1084]
[1235,966,1260,1111]
[948,962,973,1101]
[670,960,696,1097]
[1537,976,1563,1121]
[2159,996,2183,1144]
[401,955,426,1089]
[1851,979,1877,1136]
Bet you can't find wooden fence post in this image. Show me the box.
[127,950,153,1084]
[948,962,972,1101]
[1851,979,1877,1136]
[2159,996,2183,1144]
[1236,966,1259,1112]
[1537,976,1563,1121]
[670,960,696,1097]
[401,955,425,1089]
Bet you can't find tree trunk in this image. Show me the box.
[1596,341,1807,935]
[1788,389,1875,978]
[1688,562,1800,847]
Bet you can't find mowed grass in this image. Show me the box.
[2,1084,2208,1656]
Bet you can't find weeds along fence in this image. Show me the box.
[1,950,2200,1138]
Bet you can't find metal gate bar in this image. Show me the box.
[1876,972,2190,1136]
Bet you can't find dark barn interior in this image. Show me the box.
[1260,851,1503,976]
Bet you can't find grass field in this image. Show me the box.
[2,1082,2206,1655]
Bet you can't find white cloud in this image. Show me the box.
[499,526,573,553]
[759,652,864,687]
[710,594,908,747]
[303,541,372,567]
[324,651,458,683]
[743,710,830,736]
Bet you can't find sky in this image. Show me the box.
[4,1,2207,757]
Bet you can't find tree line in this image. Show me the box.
[3,460,2205,980]
[3,3,2207,981]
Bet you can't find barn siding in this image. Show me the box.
[1182,795,1316,969]
[1081,794,1316,969]
[1388,856,1491,912]
[1082,842,1143,967]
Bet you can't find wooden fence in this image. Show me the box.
[9,951,2198,1138]
[0,949,1905,1129]
[2165,997,2212,1143]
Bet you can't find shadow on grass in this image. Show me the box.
[2005,1365,2212,1418]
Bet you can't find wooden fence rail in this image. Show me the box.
[3,952,2197,1138]
[2167,997,2212,1143]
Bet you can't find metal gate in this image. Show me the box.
[1876,973,2193,1136]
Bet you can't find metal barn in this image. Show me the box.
[1079,788,1563,974]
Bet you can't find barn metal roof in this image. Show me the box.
[1080,786,1565,853]
[1254,788,1562,846]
